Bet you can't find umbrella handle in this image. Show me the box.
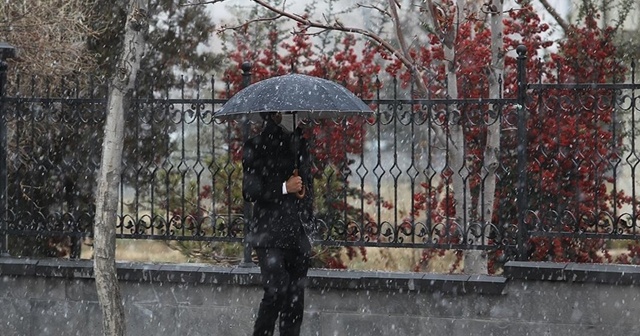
[293,169,305,199]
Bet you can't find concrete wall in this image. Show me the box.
[1,258,640,336]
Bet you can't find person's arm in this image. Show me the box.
[242,140,287,203]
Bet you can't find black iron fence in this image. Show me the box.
[1,47,639,264]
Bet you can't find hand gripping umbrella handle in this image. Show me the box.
[293,169,305,199]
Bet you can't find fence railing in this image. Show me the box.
[1,47,639,264]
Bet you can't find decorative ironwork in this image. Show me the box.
[0,49,639,263]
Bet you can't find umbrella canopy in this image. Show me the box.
[214,73,373,121]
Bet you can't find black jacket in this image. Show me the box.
[242,120,313,250]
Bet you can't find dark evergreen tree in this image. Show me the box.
[87,0,223,90]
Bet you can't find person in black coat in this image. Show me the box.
[242,112,313,336]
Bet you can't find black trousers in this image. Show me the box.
[253,247,310,336]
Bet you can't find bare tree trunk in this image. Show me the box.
[464,0,505,275]
[471,0,505,274]
[93,1,147,335]
[432,0,487,275]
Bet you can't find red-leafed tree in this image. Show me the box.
[382,1,557,273]
[206,0,639,273]
[409,2,639,272]
[517,4,638,266]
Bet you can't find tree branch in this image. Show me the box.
[387,0,411,58]
[183,0,227,6]
[356,3,392,19]
[385,0,438,97]
[251,0,415,72]
[217,14,283,33]
[538,0,570,32]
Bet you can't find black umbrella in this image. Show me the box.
[214,73,373,121]
[214,73,374,198]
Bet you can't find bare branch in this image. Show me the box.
[322,13,331,24]
[538,0,570,32]
[251,0,415,72]
[217,14,283,33]
[387,0,411,57]
[386,0,436,96]
[183,0,227,6]
[356,3,392,18]
[294,28,332,37]
[2,0,97,76]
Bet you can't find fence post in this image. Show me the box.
[515,45,528,261]
[240,61,254,267]
[0,42,15,257]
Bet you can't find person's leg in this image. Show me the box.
[253,248,289,336]
[278,249,311,336]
